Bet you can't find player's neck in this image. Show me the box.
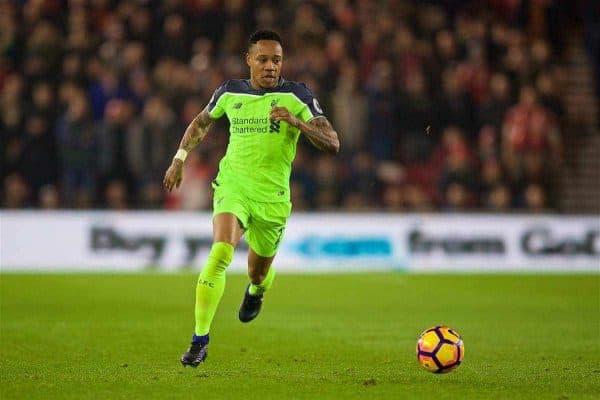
[249,77,262,90]
[249,77,281,91]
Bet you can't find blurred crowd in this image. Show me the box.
[1,0,578,212]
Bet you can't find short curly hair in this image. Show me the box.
[248,30,282,51]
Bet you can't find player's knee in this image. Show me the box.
[213,241,234,259]
[202,242,234,276]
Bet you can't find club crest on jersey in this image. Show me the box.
[233,102,243,109]
[269,119,281,133]
[270,98,279,107]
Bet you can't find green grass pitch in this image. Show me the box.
[1,273,598,399]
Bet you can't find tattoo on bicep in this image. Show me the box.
[310,116,332,129]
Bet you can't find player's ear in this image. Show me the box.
[245,52,251,68]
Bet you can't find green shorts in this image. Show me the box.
[212,181,292,257]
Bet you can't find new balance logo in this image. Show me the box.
[233,103,243,109]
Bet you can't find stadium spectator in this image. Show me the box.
[479,158,506,202]
[55,88,98,208]
[485,184,513,211]
[478,73,513,133]
[39,184,60,209]
[382,184,405,211]
[443,182,471,211]
[97,98,136,192]
[290,146,317,209]
[17,112,58,200]
[331,60,367,153]
[523,183,548,213]
[404,184,434,211]
[436,67,476,137]
[103,179,129,210]
[365,60,398,161]
[126,96,179,206]
[2,173,30,209]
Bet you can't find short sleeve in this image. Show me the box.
[207,81,228,119]
[297,83,325,123]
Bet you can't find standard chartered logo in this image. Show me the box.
[231,117,268,124]
[230,116,280,134]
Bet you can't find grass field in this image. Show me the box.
[1,273,599,399]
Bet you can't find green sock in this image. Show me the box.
[194,242,234,336]
[248,266,275,296]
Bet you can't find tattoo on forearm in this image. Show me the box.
[179,108,213,153]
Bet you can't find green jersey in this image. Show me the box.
[207,79,324,202]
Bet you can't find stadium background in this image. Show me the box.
[1,1,599,399]
[2,0,598,213]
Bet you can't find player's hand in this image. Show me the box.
[163,159,184,192]
[270,106,299,127]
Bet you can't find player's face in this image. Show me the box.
[246,40,283,89]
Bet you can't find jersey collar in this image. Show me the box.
[245,77,285,94]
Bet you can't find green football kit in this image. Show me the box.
[207,78,324,257]
[191,78,325,338]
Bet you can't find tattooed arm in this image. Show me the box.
[298,116,340,154]
[178,107,214,153]
[269,107,340,154]
[163,108,214,192]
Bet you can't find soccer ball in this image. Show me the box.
[416,326,464,373]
